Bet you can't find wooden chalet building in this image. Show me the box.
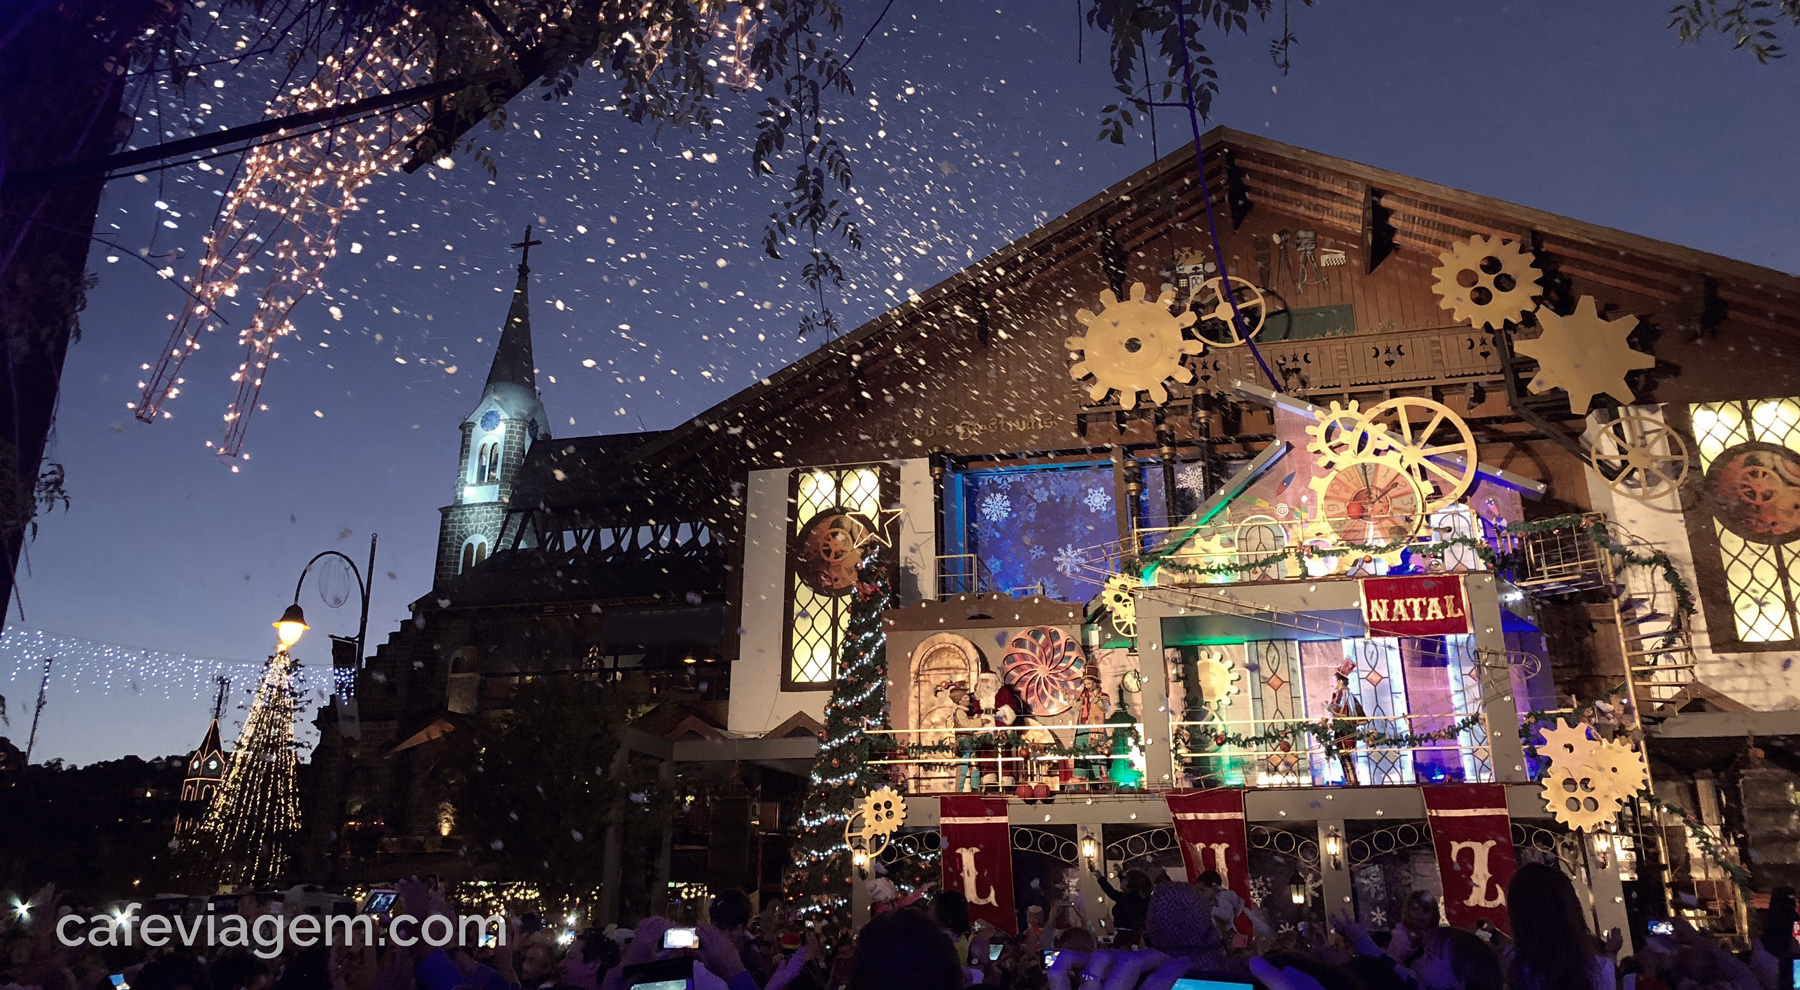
[306,127,1800,945]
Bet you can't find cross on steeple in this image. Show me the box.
[511,224,543,274]
[211,675,230,721]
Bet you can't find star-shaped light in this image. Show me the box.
[1515,295,1655,410]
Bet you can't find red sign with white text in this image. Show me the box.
[938,795,1017,934]
[1360,575,1471,637]
[1421,784,1516,933]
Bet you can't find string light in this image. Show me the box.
[135,12,436,459]
[1,626,264,700]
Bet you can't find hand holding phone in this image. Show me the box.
[663,928,699,950]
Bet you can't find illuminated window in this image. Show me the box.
[1690,398,1800,645]
[784,465,893,688]
[460,537,489,573]
[474,440,501,483]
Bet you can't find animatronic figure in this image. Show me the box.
[1072,668,1113,783]
[1108,669,1145,789]
[1326,659,1366,786]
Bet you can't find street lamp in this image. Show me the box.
[1288,873,1308,906]
[274,603,309,651]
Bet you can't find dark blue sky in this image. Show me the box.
[5,2,1795,765]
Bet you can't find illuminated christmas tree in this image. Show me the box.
[784,543,893,933]
[187,650,301,889]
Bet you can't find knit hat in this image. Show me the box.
[1143,882,1221,953]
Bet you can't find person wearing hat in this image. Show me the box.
[948,682,983,792]
[1073,668,1111,784]
[1327,660,1366,785]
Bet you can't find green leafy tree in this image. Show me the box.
[784,543,894,937]
[1670,0,1800,61]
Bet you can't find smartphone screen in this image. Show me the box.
[1789,958,1798,990]
[362,891,397,915]
[1647,919,1674,936]
[988,944,1003,962]
[109,976,128,990]
[1043,951,1060,967]
[1173,980,1254,990]
[663,928,699,950]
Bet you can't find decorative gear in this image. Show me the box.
[1431,235,1542,329]
[1103,574,1140,639]
[1192,650,1241,708]
[1515,296,1656,411]
[1534,720,1646,832]
[1306,400,1388,469]
[1590,737,1650,803]
[1308,460,1428,544]
[1542,761,1618,832]
[1067,282,1201,409]
[1189,275,1269,348]
[1535,719,1595,762]
[858,787,907,839]
[1589,412,1691,502]
[1350,397,1480,513]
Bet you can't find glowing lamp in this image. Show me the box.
[274,603,309,649]
[1288,873,1307,906]
[1080,836,1099,867]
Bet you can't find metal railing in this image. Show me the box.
[868,722,1144,794]
[1170,710,1498,788]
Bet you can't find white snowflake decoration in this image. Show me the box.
[1367,906,1388,928]
[1029,543,1047,559]
[1247,874,1272,907]
[1084,487,1113,513]
[979,491,1012,522]
[1055,544,1083,576]
[1178,463,1207,494]
[1032,486,1052,503]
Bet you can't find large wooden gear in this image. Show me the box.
[1305,399,1386,468]
[1102,573,1140,639]
[1067,282,1201,409]
[846,786,908,858]
[1515,295,1656,411]
[1189,275,1269,348]
[1308,397,1479,513]
[1308,460,1428,544]
[1534,720,1645,832]
[1431,235,1542,329]
[1589,413,1691,502]
[1192,650,1241,709]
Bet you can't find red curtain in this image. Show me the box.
[1421,783,1516,932]
[1165,790,1254,905]
[939,795,1017,933]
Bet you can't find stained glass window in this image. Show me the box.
[785,465,890,687]
[1690,398,1800,644]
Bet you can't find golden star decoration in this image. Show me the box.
[1514,295,1655,411]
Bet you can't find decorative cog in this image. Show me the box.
[1192,650,1241,708]
[1590,738,1650,803]
[857,787,907,840]
[1103,573,1140,639]
[1589,413,1691,502]
[1189,275,1269,348]
[1352,397,1480,513]
[1431,235,1542,329]
[1515,296,1656,412]
[1308,460,1428,544]
[1066,282,1201,410]
[1534,721,1644,832]
[1306,400,1390,469]
[1535,719,1595,762]
[1541,761,1618,832]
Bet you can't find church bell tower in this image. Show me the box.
[435,228,549,585]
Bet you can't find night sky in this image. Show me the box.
[4,3,1795,766]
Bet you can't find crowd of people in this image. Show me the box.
[3,867,1796,990]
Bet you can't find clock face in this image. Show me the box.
[479,410,501,432]
[1318,461,1424,543]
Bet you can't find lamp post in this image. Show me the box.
[277,535,377,668]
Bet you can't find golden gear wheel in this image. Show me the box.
[1189,275,1269,348]
[1067,282,1202,410]
[1535,719,1596,763]
[1102,573,1140,639]
[1351,396,1480,513]
[1306,400,1391,469]
[1192,650,1241,707]
[1515,296,1656,412]
[858,787,907,839]
[1431,235,1542,329]
[1589,737,1650,804]
[1541,761,1619,832]
[1589,413,1691,502]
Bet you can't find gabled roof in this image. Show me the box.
[628,126,1800,471]
[185,718,226,781]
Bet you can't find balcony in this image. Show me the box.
[1193,324,1504,397]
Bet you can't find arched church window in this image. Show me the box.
[474,441,501,483]
[460,537,489,573]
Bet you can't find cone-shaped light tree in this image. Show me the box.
[187,650,301,888]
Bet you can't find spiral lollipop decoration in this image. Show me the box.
[1002,625,1084,717]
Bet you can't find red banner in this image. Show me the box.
[939,795,1017,934]
[1421,784,1516,933]
[1165,790,1253,912]
[1360,575,1471,637]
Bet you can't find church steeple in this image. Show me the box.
[432,227,551,586]
[485,227,541,395]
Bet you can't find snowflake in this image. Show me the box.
[1031,486,1052,503]
[980,491,1012,522]
[1041,578,1061,599]
[1366,906,1388,928]
[1247,874,1272,907]
[1178,463,1207,494]
[1054,544,1083,576]
[1354,867,1386,900]
[1084,487,1112,513]
[1029,543,1047,559]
